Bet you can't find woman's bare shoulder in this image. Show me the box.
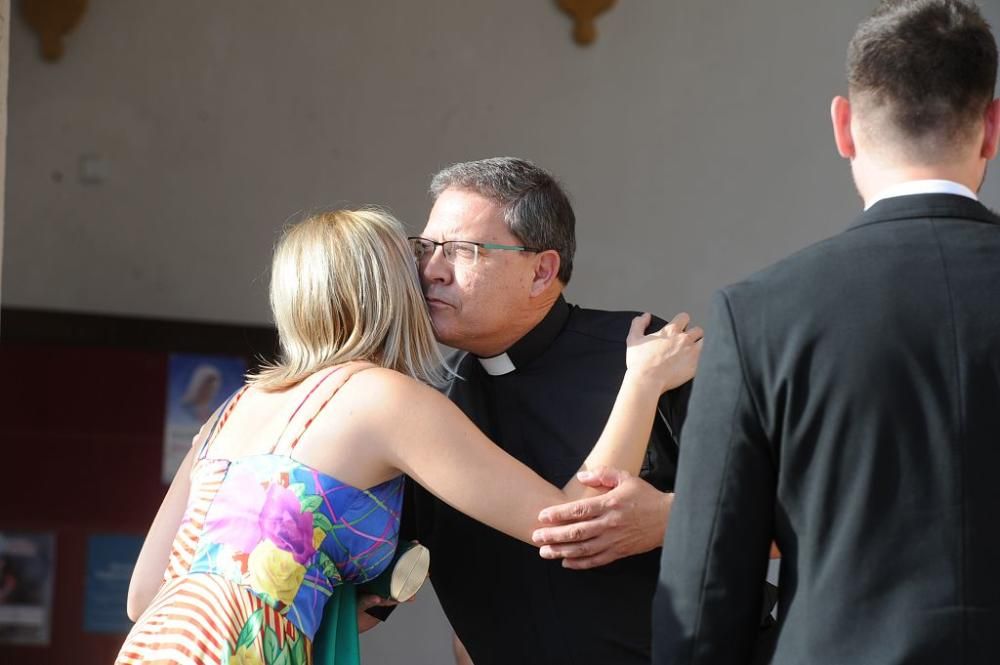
[342,366,445,406]
[314,366,456,446]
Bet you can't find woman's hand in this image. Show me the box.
[625,312,703,393]
[357,594,399,633]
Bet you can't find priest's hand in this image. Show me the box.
[533,467,672,569]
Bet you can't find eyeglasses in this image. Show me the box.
[407,237,541,266]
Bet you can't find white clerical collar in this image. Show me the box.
[474,297,572,377]
[865,179,978,210]
[478,352,516,376]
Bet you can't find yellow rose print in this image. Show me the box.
[229,645,264,665]
[248,540,306,606]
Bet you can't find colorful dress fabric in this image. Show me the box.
[117,367,404,665]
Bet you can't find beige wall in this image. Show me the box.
[6,1,999,329]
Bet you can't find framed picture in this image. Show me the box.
[162,353,247,483]
[0,531,56,645]
[83,534,144,634]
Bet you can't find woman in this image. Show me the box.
[118,208,701,665]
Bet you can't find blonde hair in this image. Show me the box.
[249,207,449,390]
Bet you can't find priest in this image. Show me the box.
[403,156,691,665]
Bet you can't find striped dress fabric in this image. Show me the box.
[117,368,404,665]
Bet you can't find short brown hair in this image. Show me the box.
[847,0,997,151]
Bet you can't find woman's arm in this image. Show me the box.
[126,409,223,621]
[126,448,194,621]
[356,313,701,545]
[573,313,698,496]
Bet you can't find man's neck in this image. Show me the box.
[470,292,561,358]
[858,163,983,208]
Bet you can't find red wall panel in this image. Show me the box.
[1,343,169,664]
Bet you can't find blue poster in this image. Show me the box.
[162,353,247,483]
[82,534,144,634]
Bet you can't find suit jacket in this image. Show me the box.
[653,194,1000,665]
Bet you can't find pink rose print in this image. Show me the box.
[203,464,317,566]
[204,466,268,553]
[260,484,316,565]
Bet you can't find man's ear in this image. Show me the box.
[530,250,561,297]
[981,98,1000,160]
[831,95,856,159]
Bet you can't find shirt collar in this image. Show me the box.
[865,179,978,210]
[477,296,571,376]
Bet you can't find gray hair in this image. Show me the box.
[430,157,576,284]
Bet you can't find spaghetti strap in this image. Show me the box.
[196,385,250,460]
[273,363,376,456]
[267,365,345,455]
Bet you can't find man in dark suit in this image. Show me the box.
[653,1,1000,663]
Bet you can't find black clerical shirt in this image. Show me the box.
[404,297,690,665]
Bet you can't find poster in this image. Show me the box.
[162,353,247,483]
[83,534,144,634]
[0,531,55,645]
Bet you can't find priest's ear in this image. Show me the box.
[530,250,562,297]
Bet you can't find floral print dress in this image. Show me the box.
[116,367,404,665]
